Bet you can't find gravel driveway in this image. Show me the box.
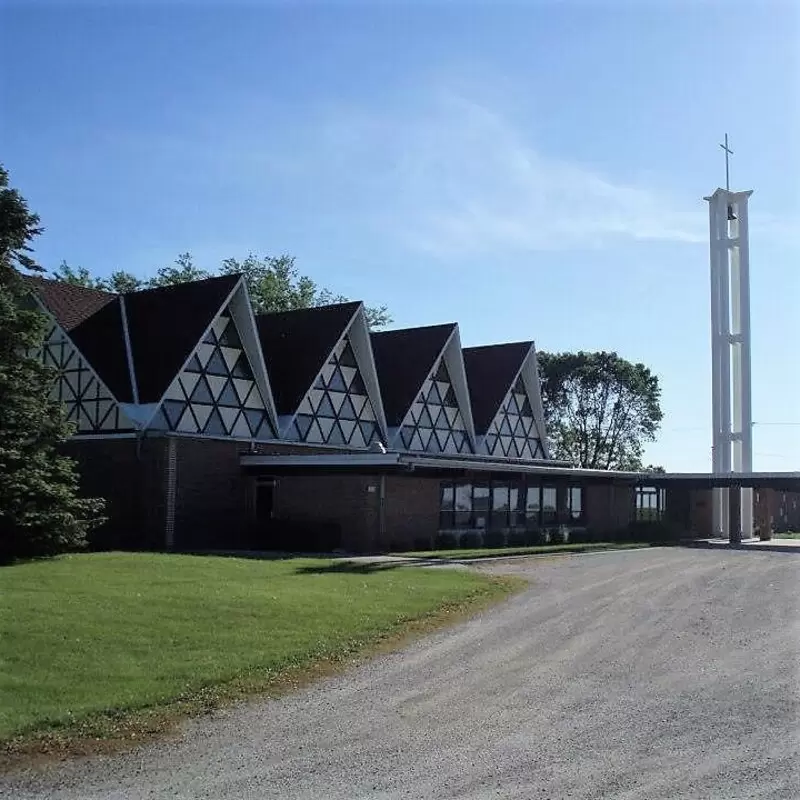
[3,548,798,799]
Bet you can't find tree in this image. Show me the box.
[52,252,392,328]
[537,350,663,471]
[0,165,104,562]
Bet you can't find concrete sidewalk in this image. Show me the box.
[692,536,800,553]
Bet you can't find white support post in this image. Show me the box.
[704,187,754,542]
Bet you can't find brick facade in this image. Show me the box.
[382,476,440,550]
[65,436,168,550]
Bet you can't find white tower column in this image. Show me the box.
[704,187,754,542]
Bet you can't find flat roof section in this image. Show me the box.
[240,451,800,489]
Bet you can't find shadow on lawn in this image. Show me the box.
[293,559,440,575]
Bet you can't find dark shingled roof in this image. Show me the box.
[256,302,361,416]
[370,323,456,427]
[124,274,240,403]
[24,276,131,400]
[25,274,240,404]
[23,275,116,330]
[462,342,533,434]
[70,299,133,403]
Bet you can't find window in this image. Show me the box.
[440,483,455,529]
[509,485,525,528]
[635,486,665,521]
[473,484,490,529]
[567,486,583,521]
[525,483,541,529]
[542,486,558,524]
[491,484,510,529]
[454,483,472,528]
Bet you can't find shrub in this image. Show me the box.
[567,527,591,543]
[412,536,433,551]
[460,531,483,549]
[435,532,458,550]
[483,530,507,549]
[525,528,547,546]
[508,530,528,547]
[548,526,568,545]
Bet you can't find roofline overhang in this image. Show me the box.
[239,451,800,488]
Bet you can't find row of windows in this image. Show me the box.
[440,480,584,531]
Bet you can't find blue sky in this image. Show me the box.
[2,1,798,471]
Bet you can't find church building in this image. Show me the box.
[24,274,799,552]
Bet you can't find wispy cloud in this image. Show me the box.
[311,92,708,257]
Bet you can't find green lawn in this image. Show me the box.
[0,552,514,745]
[774,532,800,539]
[394,541,651,560]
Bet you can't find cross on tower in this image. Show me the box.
[719,133,733,191]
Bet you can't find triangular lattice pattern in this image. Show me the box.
[290,336,379,448]
[150,307,273,439]
[37,322,132,433]
[484,376,545,460]
[398,358,470,454]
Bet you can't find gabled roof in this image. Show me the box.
[124,274,239,403]
[462,342,533,434]
[23,275,115,330]
[24,275,131,400]
[70,298,133,402]
[256,301,361,416]
[25,273,241,405]
[370,323,456,427]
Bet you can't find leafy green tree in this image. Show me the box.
[537,350,663,471]
[0,165,104,562]
[52,252,392,328]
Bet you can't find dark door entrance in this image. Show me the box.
[255,479,275,525]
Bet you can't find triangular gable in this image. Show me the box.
[32,308,135,434]
[24,275,134,404]
[480,346,549,461]
[124,274,240,404]
[462,342,532,435]
[256,301,362,417]
[370,323,457,429]
[147,280,278,439]
[373,324,475,455]
[281,305,388,447]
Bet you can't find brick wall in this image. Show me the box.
[172,437,252,550]
[273,474,380,552]
[382,476,440,550]
[64,436,168,550]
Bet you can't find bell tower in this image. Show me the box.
[704,135,753,542]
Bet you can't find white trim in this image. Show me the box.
[345,305,390,440]
[516,344,549,458]
[228,280,280,432]
[119,295,139,405]
[441,326,477,448]
[242,452,402,468]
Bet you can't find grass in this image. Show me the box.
[394,541,652,560]
[0,552,520,760]
[773,532,800,539]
